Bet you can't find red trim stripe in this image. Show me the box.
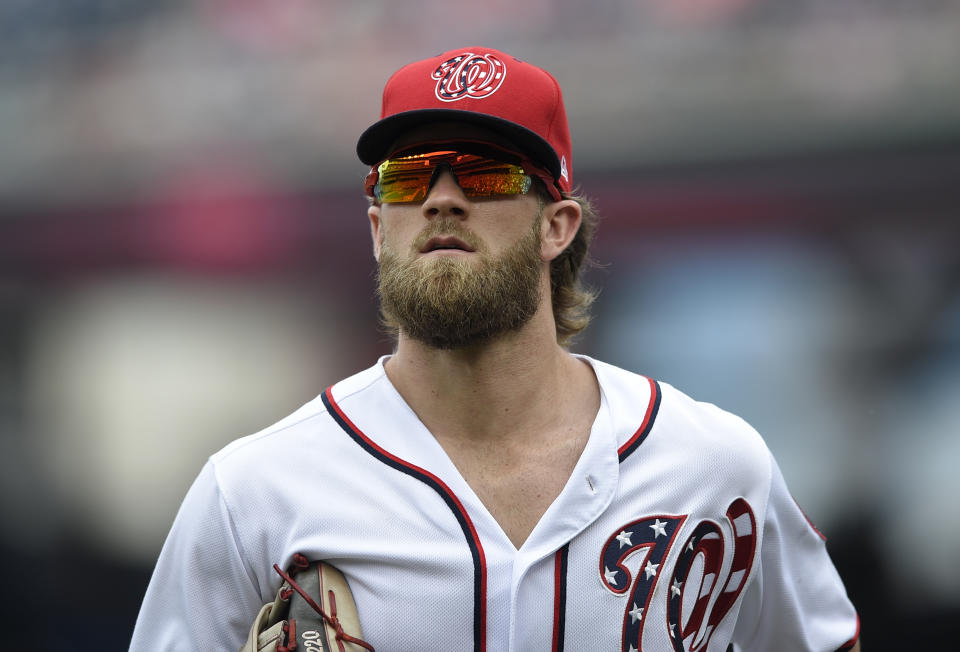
[617,377,661,462]
[836,614,861,651]
[552,544,569,652]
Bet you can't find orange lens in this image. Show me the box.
[370,151,532,203]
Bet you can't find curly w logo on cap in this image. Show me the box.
[432,52,507,102]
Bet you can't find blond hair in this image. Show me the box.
[545,188,599,347]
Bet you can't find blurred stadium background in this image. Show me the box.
[1,1,958,649]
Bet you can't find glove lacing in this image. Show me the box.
[273,556,376,652]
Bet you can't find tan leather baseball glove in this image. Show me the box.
[240,553,374,652]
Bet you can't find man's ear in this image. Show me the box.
[368,204,382,261]
[540,199,582,262]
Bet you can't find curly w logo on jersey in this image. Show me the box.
[597,500,759,652]
[432,52,506,102]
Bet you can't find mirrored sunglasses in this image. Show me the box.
[364,141,561,204]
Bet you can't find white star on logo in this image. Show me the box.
[616,530,633,548]
[687,538,696,552]
[628,645,638,652]
[629,603,644,623]
[671,578,683,598]
[650,519,667,538]
[669,623,676,639]
[603,566,619,585]
[643,560,659,580]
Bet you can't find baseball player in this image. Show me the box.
[130,47,861,651]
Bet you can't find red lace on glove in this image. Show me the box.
[273,556,375,652]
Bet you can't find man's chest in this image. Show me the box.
[251,451,764,652]
[297,370,771,650]
[438,427,592,549]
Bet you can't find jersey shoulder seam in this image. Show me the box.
[210,398,335,464]
[328,362,390,405]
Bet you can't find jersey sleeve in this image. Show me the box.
[732,453,860,652]
[129,460,264,651]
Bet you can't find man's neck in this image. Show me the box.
[384,302,602,548]
[383,304,597,446]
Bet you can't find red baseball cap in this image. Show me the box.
[356,46,573,194]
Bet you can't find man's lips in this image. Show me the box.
[420,235,476,253]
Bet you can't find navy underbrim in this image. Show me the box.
[356,108,561,182]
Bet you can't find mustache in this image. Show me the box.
[410,219,484,254]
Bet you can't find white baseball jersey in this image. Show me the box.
[130,356,859,651]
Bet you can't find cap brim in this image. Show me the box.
[356,109,561,181]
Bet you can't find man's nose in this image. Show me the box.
[422,169,468,219]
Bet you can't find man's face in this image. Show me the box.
[371,149,548,349]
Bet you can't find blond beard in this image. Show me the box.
[377,215,544,350]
